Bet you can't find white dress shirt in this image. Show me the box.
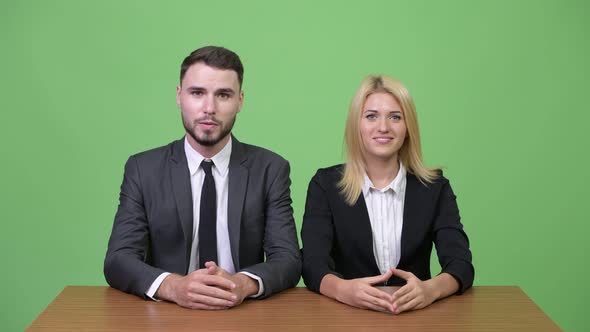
[146,137,263,299]
[185,137,233,274]
[362,162,407,275]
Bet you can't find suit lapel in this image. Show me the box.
[169,138,194,270]
[227,136,248,269]
[352,194,381,274]
[399,173,420,267]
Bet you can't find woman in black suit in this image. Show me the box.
[301,75,474,314]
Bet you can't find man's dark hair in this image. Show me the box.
[180,46,244,87]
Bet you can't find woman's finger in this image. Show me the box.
[365,285,394,303]
[392,284,412,300]
[395,297,421,314]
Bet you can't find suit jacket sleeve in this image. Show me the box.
[240,160,302,298]
[433,177,474,293]
[301,170,343,293]
[103,156,166,298]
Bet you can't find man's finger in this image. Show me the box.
[188,302,229,310]
[199,274,236,290]
[189,293,235,307]
[201,262,219,275]
[193,267,212,275]
[205,261,233,277]
[190,283,237,302]
[204,261,218,268]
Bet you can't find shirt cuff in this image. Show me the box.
[239,271,264,298]
[145,272,171,301]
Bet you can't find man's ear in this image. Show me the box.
[176,85,181,108]
[238,90,244,112]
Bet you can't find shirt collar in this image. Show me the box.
[184,136,232,177]
[362,162,407,196]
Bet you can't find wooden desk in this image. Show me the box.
[27,286,560,331]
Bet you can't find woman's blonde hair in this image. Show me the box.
[338,75,439,205]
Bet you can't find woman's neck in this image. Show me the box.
[364,155,400,190]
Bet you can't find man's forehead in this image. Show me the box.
[183,63,239,84]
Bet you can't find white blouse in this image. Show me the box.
[362,163,407,274]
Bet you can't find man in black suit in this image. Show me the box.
[104,46,301,309]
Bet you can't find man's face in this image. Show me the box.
[176,62,243,149]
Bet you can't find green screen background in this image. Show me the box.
[1,1,588,330]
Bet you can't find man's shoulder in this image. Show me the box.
[127,138,183,165]
[238,141,288,166]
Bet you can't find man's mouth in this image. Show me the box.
[197,118,220,127]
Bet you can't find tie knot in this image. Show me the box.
[201,160,214,176]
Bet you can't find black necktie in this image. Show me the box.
[198,160,217,268]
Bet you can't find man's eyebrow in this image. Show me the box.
[216,88,236,95]
[185,86,236,94]
[186,86,205,91]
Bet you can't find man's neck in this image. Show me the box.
[185,134,231,159]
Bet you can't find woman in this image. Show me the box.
[301,75,474,314]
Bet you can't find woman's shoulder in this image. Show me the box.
[315,164,345,174]
[310,164,345,184]
[406,169,451,190]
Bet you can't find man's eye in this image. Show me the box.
[190,91,203,96]
[218,93,230,99]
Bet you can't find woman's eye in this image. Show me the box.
[366,114,377,119]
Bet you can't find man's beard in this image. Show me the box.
[183,115,236,147]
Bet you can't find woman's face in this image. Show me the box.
[360,92,407,163]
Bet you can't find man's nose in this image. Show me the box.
[203,95,216,114]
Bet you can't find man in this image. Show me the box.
[104,46,301,309]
